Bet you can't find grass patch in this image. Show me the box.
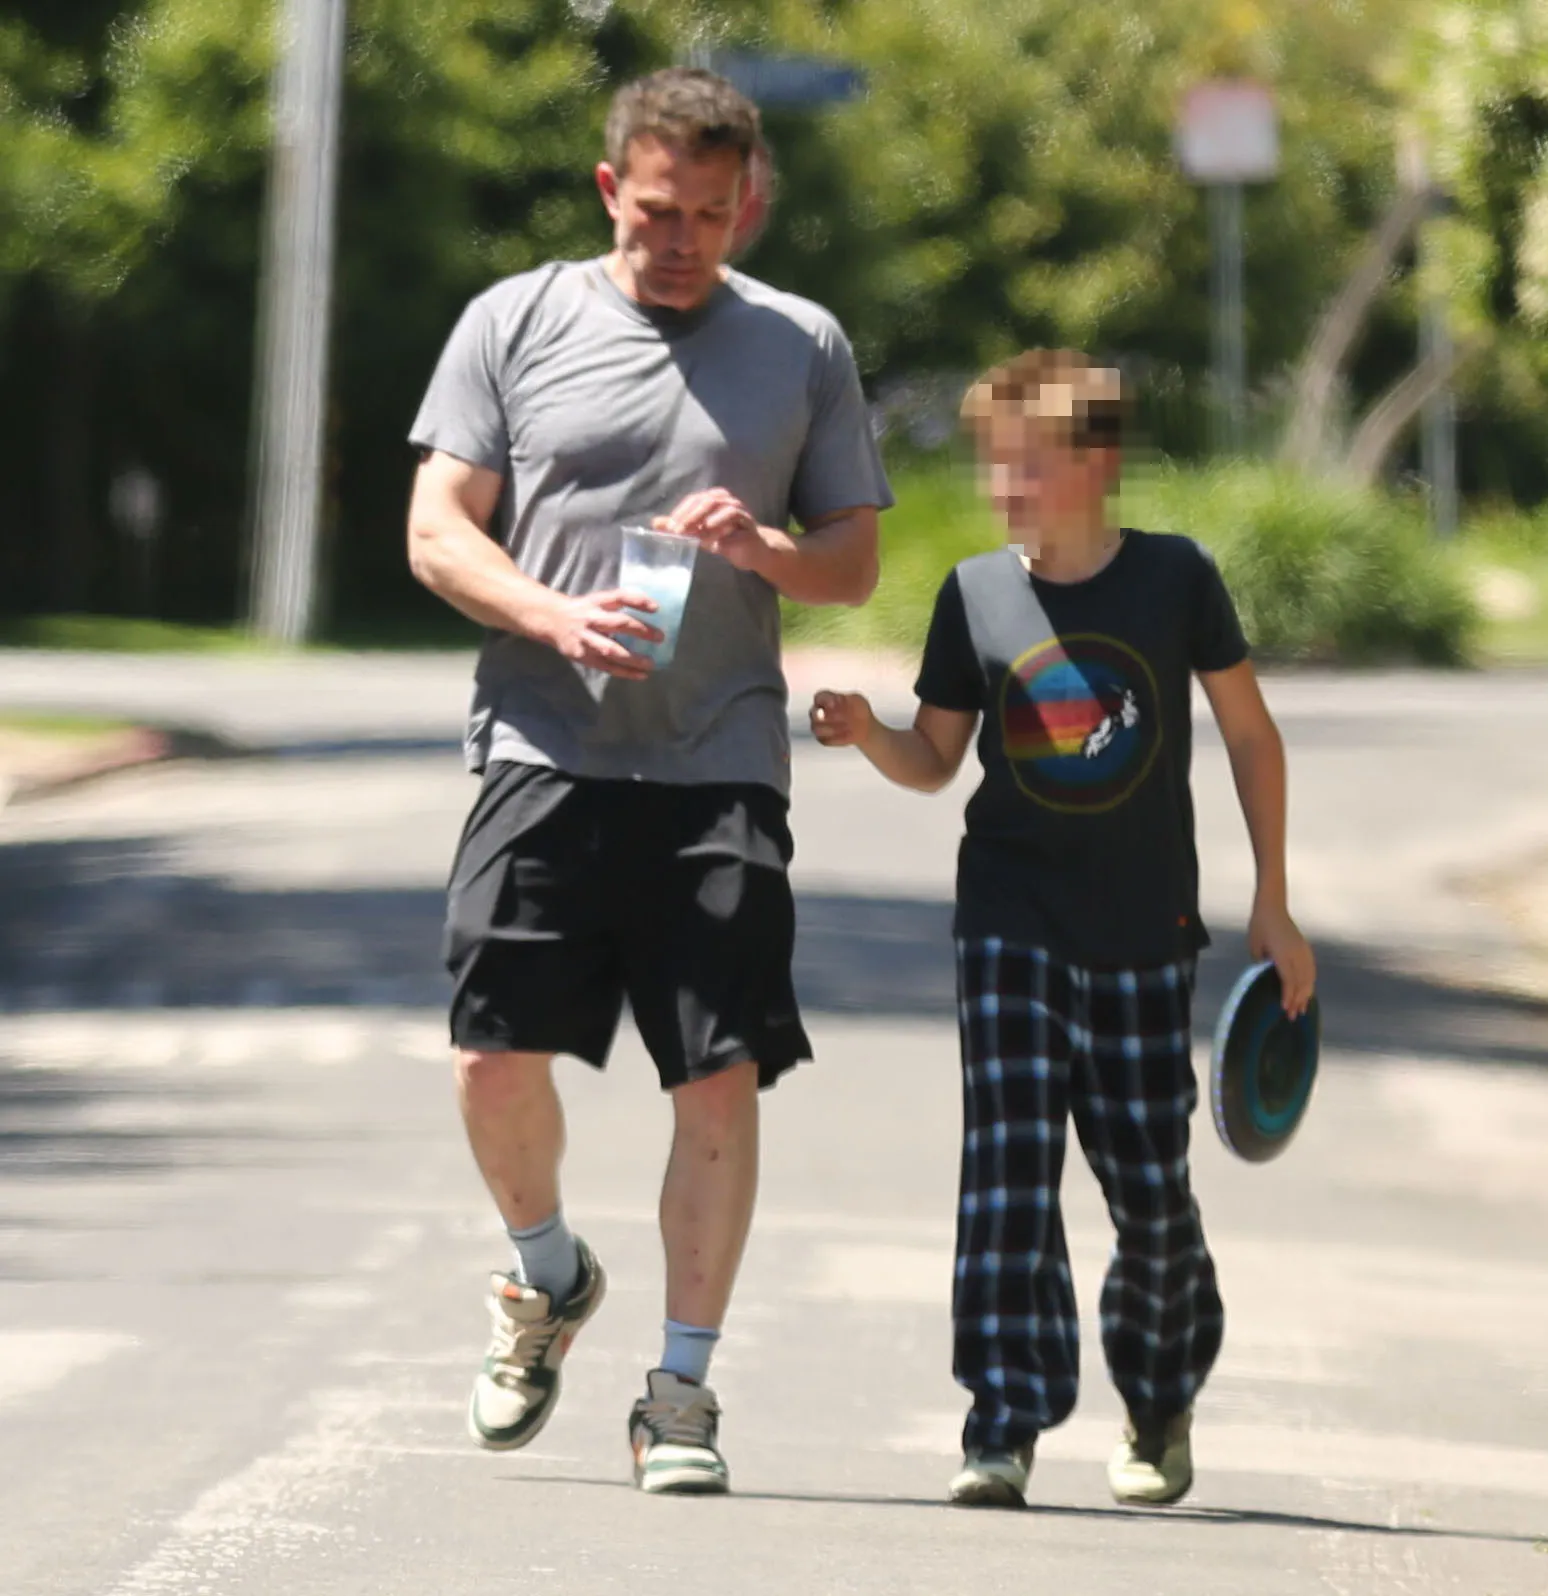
[1454,514,1548,664]
[0,614,265,654]
[0,711,134,739]
[0,607,482,655]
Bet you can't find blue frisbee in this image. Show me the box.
[1209,960,1320,1163]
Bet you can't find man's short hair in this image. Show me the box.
[605,68,762,173]
[961,349,1125,453]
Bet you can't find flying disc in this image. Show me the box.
[1208,960,1320,1163]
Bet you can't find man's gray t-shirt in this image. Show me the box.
[409,258,893,796]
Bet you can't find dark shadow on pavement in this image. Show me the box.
[0,1062,292,1278]
[500,1473,1544,1544]
[0,836,1542,1067]
[793,893,1548,1069]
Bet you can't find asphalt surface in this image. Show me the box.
[1,654,1545,1595]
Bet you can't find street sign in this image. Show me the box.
[1176,80,1278,185]
[690,49,865,109]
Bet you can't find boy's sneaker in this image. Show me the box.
[466,1239,606,1451]
[1107,1409,1193,1505]
[628,1369,730,1495]
[947,1441,1037,1508]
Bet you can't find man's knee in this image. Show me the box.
[455,1048,554,1109]
[672,1059,759,1139]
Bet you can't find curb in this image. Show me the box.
[0,649,923,810]
[0,726,240,810]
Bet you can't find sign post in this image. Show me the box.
[1176,81,1278,456]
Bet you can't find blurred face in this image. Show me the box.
[597,135,747,311]
[982,414,1117,538]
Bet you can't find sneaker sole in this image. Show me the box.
[635,1463,730,1496]
[948,1478,1026,1510]
[467,1382,564,1452]
[1109,1471,1193,1507]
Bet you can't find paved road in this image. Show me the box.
[1,658,1546,1594]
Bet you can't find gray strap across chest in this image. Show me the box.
[956,551,1034,672]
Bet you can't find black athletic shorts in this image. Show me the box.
[443,762,812,1090]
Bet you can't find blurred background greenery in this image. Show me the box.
[3,0,1548,663]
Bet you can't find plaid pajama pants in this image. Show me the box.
[953,937,1225,1454]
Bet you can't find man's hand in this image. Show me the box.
[534,589,663,681]
[656,488,769,574]
[809,690,876,749]
[1248,898,1317,1019]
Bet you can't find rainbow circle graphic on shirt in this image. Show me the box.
[999,633,1163,813]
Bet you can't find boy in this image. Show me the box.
[809,350,1315,1509]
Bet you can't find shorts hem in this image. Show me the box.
[667,1037,813,1094]
[447,1027,611,1070]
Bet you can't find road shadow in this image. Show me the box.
[0,1061,295,1278]
[795,895,1548,1069]
[0,835,1542,1067]
[499,1472,1543,1545]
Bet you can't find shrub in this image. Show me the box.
[784,452,1480,666]
[782,450,998,652]
[1121,463,1479,665]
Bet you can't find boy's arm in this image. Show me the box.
[810,692,976,794]
[1198,660,1317,1016]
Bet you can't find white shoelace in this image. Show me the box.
[638,1388,718,1447]
[486,1306,563,1387]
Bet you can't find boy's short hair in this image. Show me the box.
[960,349,1125,453]
[605,68,762,173]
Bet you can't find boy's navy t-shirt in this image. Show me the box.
[914,531,1249,968]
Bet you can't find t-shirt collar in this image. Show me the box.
[588,257,733,337]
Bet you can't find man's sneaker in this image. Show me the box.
[628,1369,730,1495]
[947,1441,1036,1508]
[467,1239,606,1451]
[1107,1409,1193,1505]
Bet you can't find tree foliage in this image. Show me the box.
[3,0,1548,626]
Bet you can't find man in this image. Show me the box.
[405,67,891,1496]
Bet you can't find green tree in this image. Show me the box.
[7,0,1548,629]
[0,0,666,622]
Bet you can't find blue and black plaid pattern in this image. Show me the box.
[953,937,1225,1453]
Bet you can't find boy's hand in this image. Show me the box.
[1248,899,1317,1019]
[809,690,875,749]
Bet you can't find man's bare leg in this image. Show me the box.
[660,1059,760,1329]
[455,1049,564,1229]
[628,1061,760,1492]
[459,1048,604,1452]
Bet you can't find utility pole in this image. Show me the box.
[248,0,347,644]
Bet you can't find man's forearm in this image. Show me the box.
[1226,730,1290,906]
[409,514,558,640]
[752,514,879,607]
